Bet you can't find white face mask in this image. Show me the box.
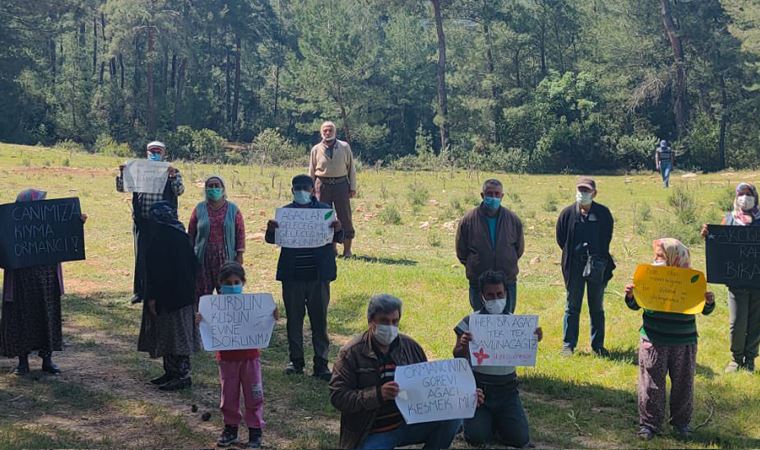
[738,195,756,211]
[652,260,667,266]
[483,298,507,315]
[576,191,593,206]
[373,324,399,346]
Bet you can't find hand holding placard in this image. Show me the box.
[632,265,706,314]
[121,160,170,193]
[274,208,335,248]
[198,293,277,351]
[468,314,539,367]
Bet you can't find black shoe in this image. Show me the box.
[150,373,175,385]
[130,294,142,304]
[284,361,304,375]
[593,347,610,358]
[159,376,192,391]
[673,424,692,441]
[41,356,61,375]
[13,356,29,376]
[313,365,332,382]
[248,428,262,448]
[217,425,239,447]
[637,426,655,441]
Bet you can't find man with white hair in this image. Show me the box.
[309,121,357,257]
[116,141,185,304]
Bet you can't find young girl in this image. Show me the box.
[197,262,278,448]
[624,238,715,441]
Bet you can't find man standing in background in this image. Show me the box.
[655,140,674,188]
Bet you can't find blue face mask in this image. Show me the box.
[206,188,224,201]
[483,196,501,210]
[220,284,243,295]
[294,190,312,205]
[147,152,162,161]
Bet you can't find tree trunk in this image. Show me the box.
[538,22,547,76]
[146,26,156,135]
[273,64,280,124]
[93,15,97,74]
[162,50,168,98]
[514,46,521,88]
[483,21,499,144]
[232,34,242,134]
[174,57,186,128]
[170,53,176,89]
[99,61,105,84]
[660,0,688,138]
[50,38,56,82]
[718,74,728,170]
[431,0,449,152]
[118,52,125,89]
[225,47,232,127]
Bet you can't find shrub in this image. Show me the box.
[250,128,305,167]
[379,204,402,225]
[53,139,86,153]
[191,128,226,163]
[667,186,698,225]
[543,193,558,212]
[407,182,429,207]
[94,134,133,157]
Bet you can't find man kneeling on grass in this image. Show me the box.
[453,270,542,448]
[329,294,465,449]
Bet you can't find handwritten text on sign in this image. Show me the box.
[274,208,334,248]
[198,294,276,351]
[0,198,85,269]
[469,314,539,367]
[122,160,170,194]
[706,224,760,288]
[394,358,477,425]
[633,264,706,314]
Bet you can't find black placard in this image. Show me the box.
[706,224,760,288]
[0,198,86,269]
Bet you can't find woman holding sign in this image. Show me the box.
[624,238,715,441]
[701,182,760,373]
[1,189,87,375]
[188,175,245,298]
[453,270,542,448]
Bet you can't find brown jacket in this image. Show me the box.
[329,331,427,449]
[455,204,525,283]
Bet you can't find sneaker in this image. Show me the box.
[745,358,755,372]
[248,428,262,448]
[673,424,692,441]
[725,361,742,373]
[217,425,239,447]
[284,361,304,375]
[130,294,142,304]
[150,373,175,385]
[313,365,332,382]
[637,426,655,441]
[592,347,610,358]
[560,346,574,357]
[158,376,192,391]
[13,357,29,376]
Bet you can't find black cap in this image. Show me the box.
[292,174,314,188]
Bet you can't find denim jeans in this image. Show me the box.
[660,160,672,188]
[463,381,530,448]
[358,419,461,450]
[469,282,517,313]
[563,260,606,351]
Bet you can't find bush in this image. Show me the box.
[407,182,429,207]
[682,113,720,171]
[716,187,736,214]
[543,193,558,212]
[94,134,133,157]
[667,186,698,225]
[53,139,86,153]
[379,204,402,225]
[165,126,226,163]
[165,126,195,160]
[250,128,305,167]
[615,134,656,170]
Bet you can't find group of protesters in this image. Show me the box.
[1,121,759,449]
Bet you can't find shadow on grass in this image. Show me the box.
[328,292,375,338]
[348,255,418,266]
[596,346,716,378]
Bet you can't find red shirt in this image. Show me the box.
[216,349,260,362]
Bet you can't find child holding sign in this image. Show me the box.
[452,270,542,448]
[624,239,715,441]
[195,262,278,448]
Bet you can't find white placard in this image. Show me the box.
[121,160,170,193]
[468,314,539,367]
[274,208,335,248]
[198,293,276,351]
[394,358,477,425]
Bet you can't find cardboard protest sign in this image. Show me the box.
[632,264,706,314]
[274,208,334,248]
[121,160,170,193]
[468,314,539,367]
[0,198,85,269]
[394,358,478,425]
[198,293,276,351]
[706,224,760,288]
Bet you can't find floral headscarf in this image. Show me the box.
[16,189,47,202]
[732,182,760,225]
[653,238,691,268]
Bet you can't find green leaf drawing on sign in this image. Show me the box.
[690,274,700,283]
[324,210,334,221]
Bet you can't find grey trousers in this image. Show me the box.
[728,288,760,364]
[282,281,331,366]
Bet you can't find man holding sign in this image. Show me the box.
[330,295,474,449]
[116,141,184,304]
[266,174,342,380]
[453,270,542,448]
[624,239,715,441]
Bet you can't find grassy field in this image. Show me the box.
[0,142,758,449]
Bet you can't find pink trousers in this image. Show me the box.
[218,358,265,428]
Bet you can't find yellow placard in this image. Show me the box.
[632,264,707,314]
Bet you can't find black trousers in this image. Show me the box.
[132,220,154,299]
[281,280,331,366]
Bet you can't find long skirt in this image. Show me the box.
[137,303,201,359]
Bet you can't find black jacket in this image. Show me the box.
[555,202,615,287]
[265,198,344,282]
[146,224,197,314]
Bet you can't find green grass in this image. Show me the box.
[0,143,759,448]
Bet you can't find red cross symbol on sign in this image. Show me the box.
[473,347,490,365]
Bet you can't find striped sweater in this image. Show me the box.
[625,295,715,345]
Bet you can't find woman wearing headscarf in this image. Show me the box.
[701,182,760,373]
[624,238,715,440]
[138,201,200,391]
[188,175,245,298]
[1,189,87,375]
